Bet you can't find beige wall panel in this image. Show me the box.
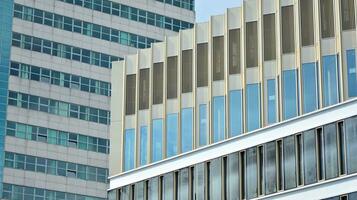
[262,0,276,14]
[342,31,357,50]
[153,42,165,63]
[227,7,241,29]
[211,15,225,37]
[181,29,194,50]
[125,115,136,129]
[229,74,243,90]
[280,0,294,7]
[246,67,260,84]
[263,60,277,78]
[244,0,258,22]
[138,110,150,127]
[166,99,179,114]
[196,87,209,104]
[282,54,296,70]
[152,104,164,119]
[301,47,317,64]
[139,49,151,69]
[167,36,179,57]
[212,81,225,96]
[321,38,337,56]
[196,22,209,43]
[181,93,194,108]
[126,55,137,75]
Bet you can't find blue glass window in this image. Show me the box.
[347,50,357,98]
[199,104,208,147]
[152,119,163,162]
[246,84,260,132]
[181,108,193,153]
[140,126,148,166]
[283,69,298,120]
[213,96,225,143]
[322,55,339,107]
[267,79,277,125]
[229,90,243,137]
[124,129,135,171]
[302,63,318,114]
[166,114,178,158]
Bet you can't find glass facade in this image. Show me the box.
[283,69,298,120]
[246,84,260,132]
[181,108,193,153]
[199,104,208,147]
[57,0,193,32]
[166,114,178,158]
[229,90,243,137]
[302,62,318,113]
[152,119,163,162]
[347,49,357,98]
[114,116,357,199]
[0,0,14,195]
[213,96,225,143]
[267,79,277,124]
[322,55,339,107]
[155,0,194,11]
[124,129,135,171]
[140,126,148,166]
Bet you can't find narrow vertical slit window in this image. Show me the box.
[246,22,258,68]
[229,29,241,74]
[304,130,318,185]
[258,146,264,196]
[226,153,239,199]
[182,50,193,93]
[139,69,150,110]
[284,136,297,190]
[282,6,295,53]
[153,63,164,104]
[320,0,335,38]
[125,74,136,115]
[263,14,276,61]
[300,0,315,46]
[338,121,346,175]
[265,142,277,195]
[167,56,178,99]
[240,151,246,200]
[213,36,225,80]
[316,128,325,181]
[277,140,284,191]
[296,134,304,186]
[341,0,356,30]
[197,43,208,87]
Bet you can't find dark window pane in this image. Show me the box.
[167,56,178,99]
[153,63,164,104]
[264,14,276,60]
[304,130,317,185]
[265,142,277,194]
[246,148,257,199]
[324,123,339,179]
[246,22,258,68]
[125,75,136,115]
[300,0,315,46]
[320,0,335,38]
[182,50,193,93]
[197,43,208,87]
[213,36,224,80]
[341,0,356,30]
[229,29,241,74]
[139,68,150,110]
[284,136,297,190]
[282,6,295,53]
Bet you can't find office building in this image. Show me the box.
[108,0,357,199]
[0,0,194,199]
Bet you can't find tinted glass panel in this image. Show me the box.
[194,163,206,200]
[178,168,189,200]
[148,177,159,200]
[346,117,357,174]
[181,108,193,153]
[320,0,335,38]
[347,50,357,98]
[199,104,208,147]
[246,148,258,199]
[246,84,260,132]
[265,142,277,194]
[229,90,243,137]
[322,55,339,107]
[300,0,314,46]
[267,79,277,124]
[282,6,295,54]
[246,22,258,68]
[209,158,222,199]
[167,56,178,99]
[197,43,208,87]
[283,69,298,120]
[341,0,356,30]
[302,63,318,113]
[163,173,174,200]
[140,126,148,166]
[229,29,241,74]
[139,69,150,110]
[226,153,239,199]
[284,136,297,190]
[213,96,225,143]
[304,130,317,185]
[324,123,339,179]
[182,50,193,93]
[153,63,163,104]
[166,114,178,158]
[152,119,163,162]
[213,36,224,80]
[264,14,276,60]
[125,75,136,115]
[124,129,135,171]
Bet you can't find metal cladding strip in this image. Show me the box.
[109,98,357,190]
[0,0,14,196]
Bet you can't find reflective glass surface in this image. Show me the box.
[229,90,243,137]
[199,104,208,147]
[124,129,135,171]
[302,63,318,113]
[283,69,298,120]
[181,108,193,153]
[246,84,260,132]
[267,79,277,124]
[166,114,178,158]
[347,49,357,98]
[322,55,339,107]
[140,126,148,166]
[213,96,225,143]
[152,119,163,162]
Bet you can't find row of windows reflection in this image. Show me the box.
[13,4,159,49]
[12,32,121,69]
[123,50,357,171]
[56,0,193,32]
[155,0,194,11]
[10,61,111,96]
[113,116,357,200]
